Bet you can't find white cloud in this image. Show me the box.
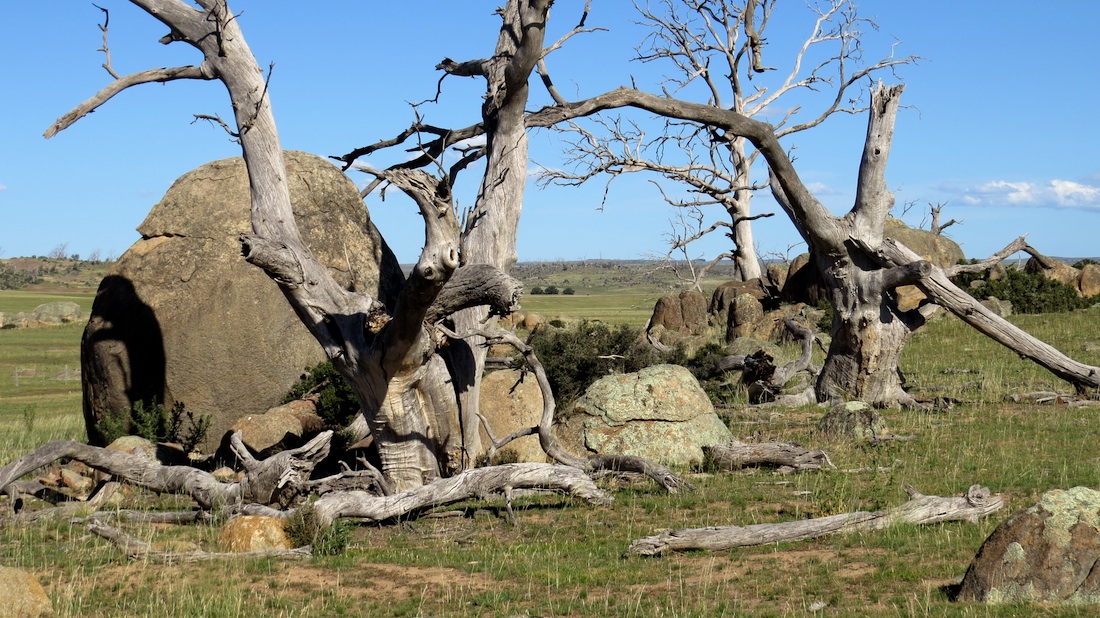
[946,178,1100,210]
[0,183,7,191]
[805,181,840,196]
[1051,179,1100,206]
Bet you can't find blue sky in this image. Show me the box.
[1,2,1097,264]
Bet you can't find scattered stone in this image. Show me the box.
[31,302,82,326]
[958,487,1100,604]
[558,364,733,466]
[817,401,888,442]
[0,567,52,617]
[980,296,1013,318]
[728,293,765,341]
[218,515,292,552]
[105,435,158,461]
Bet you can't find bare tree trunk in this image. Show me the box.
[728,141,763,281]
[449,0,550,469]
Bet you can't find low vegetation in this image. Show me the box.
[1,265,1100,616]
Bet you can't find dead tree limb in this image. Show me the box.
[241,463,613,527]
[624,484,1003,557]
[0,431,333,512]
[703,439,833,474]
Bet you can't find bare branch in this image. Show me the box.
[45,65,214,138]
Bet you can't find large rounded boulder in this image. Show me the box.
[81,151,405,450]
[557,364,732,466]
[958,487,1100,604]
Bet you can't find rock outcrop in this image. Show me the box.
[478,369,546,463]
[81,151,405,450]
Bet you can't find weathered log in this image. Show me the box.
[0,431,332,512]
[243,463,613,527]
[703,439,833,473]
[624,484,1003,557]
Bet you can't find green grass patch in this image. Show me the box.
[3,284,1100,616]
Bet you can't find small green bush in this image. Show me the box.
[562,287,576,295]
[529,286,544,295]
[954,268,1095,314]
[96,400,210,452]
[283,362,361,428]
[527,320,669,408]
[544,285,560,295]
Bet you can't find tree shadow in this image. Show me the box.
[81,275,166,445]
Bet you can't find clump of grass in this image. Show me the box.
[285,502,351,556]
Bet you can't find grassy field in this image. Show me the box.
[2,283,1100,617]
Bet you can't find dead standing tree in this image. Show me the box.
[41,0,537,492]
[541,0,915,287]
[522,81,1100,404]
[42,1,691,494]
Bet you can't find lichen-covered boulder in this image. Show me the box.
[81,151,405,451]
[958,487,1100,604]
[558,364,732,466]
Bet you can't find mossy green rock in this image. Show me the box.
[958,487,1100,604]
[563,364,732,466]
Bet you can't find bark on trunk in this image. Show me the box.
[448,0,550,470]
[624,484,1003,557]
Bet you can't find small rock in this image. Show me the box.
[218,516,292,552]
[817,401,888,442]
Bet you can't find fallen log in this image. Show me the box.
[703,438,834,473]
[0,431,333,512]
[624,484,1002,557]
[242,462,613,526]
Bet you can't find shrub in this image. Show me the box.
[544,285,560,295]
[1074,259,1099,269]
[527,320,668,408]
[0,264,41,290]
[955,268,1093,314]
[562,287,576,295]
[96,400,210,452]
[283,361,361,428]
[529,286,544,295]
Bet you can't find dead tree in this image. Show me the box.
[541,0,916,285]
[521,81,1100,403]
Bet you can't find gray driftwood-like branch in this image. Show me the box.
[0,431,332,511]
[624,484,1003,557]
